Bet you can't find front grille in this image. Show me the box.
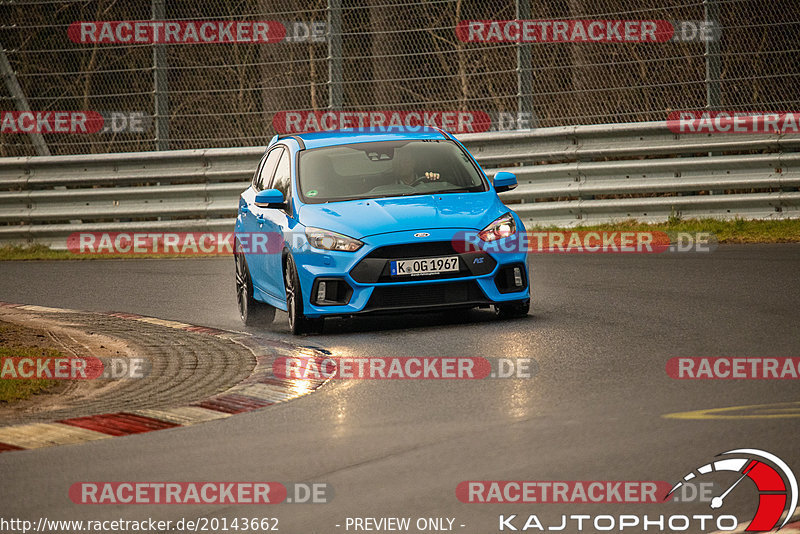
[366,242,457,258]
[350,241,496,283]
[363,281,489,312]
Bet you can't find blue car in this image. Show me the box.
[234,128,530,334]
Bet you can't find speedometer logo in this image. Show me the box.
[667,449,798,531]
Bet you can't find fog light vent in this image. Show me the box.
[311,278,353,306]
[317,281,327,302]
[494,264,528,294]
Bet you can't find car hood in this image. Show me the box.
[297,192,507,239]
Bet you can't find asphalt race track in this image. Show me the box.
[1,244,799,533]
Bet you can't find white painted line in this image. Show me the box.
[233,383,300,403]
[129,316,194,329]
[132,407,232,426]
[16,305,79,314]
[0,423,110,449]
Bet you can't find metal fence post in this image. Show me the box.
[327,0,343,110]
[704,0,721,110]
[516,0,534,128]
[704,0,722,193]
[0,46,50,156]
[152,0,169,150]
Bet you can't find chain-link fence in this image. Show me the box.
[0,0,798,156]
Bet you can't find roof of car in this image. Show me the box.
[279,129,451,150]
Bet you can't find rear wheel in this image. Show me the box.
[235,242,275,326]
[494,299,530,319]
[284,254,324,335]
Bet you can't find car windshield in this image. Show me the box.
[297,139,488,203]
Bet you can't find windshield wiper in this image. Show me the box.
[312,188,477,204]
[435,186,484,194]
[316,192,424,202]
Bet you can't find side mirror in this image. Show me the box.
[254,189,286,208]
[493,171,517,193]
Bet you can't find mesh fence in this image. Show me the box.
[0,0,798,156]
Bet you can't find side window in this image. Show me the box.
[254,148,283,191]
[252,158,265,190]
[269,149,292,202]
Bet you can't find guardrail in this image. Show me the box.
[1,121,799,248]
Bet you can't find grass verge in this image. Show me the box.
[0,243,219,261]
[0,219,798,261]
[0,321,61,403]
[532,218,800,244]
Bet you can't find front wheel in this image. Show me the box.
[235,242,275,326]
[283,254,324,335]
[494,299,530,319]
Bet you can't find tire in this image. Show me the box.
[234,242,275,326]
[283,254,324,335]
[494,299,530,319]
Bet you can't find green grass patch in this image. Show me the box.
[0,243,78,261]
[0,243,220,261]
[530,218,800,244]
[0,345,60,403]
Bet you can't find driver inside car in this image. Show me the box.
[394,153,441,186]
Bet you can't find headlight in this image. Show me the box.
[478,212,516,242]
[305,227,364,252]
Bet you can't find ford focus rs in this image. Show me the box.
[234,129,530,334]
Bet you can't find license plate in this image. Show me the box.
[390,256,459,276]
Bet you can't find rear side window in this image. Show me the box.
[254,148,282,191]
[270,149,292,201]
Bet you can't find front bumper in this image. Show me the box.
[292,228,530,318]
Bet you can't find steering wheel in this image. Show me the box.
[409,176,429,187]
